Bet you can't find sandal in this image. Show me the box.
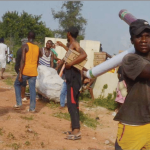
[65,132,81,140]
[63,131,72,135]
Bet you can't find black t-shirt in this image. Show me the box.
[15,48,22,74]
[114,53,150,125]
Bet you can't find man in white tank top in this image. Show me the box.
[0,38,7,79]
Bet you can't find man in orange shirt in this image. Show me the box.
[14,31,39,112]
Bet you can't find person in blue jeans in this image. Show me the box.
[14,75,37,111]
[14,31,39,112]
[60,73,67,109]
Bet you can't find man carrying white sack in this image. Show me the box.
[114,19,150,150]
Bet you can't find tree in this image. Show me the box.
[52,1,87,41]
[0,11,54,55]
[0,11,54,44]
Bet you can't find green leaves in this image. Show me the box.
[0,11,54,45]
[52,1,87,41]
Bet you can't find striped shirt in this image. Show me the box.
[39,48,51,67]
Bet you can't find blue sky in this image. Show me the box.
[0,1,150,55]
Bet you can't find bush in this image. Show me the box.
[94,84,117,110]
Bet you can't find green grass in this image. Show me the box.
[81,84,117,111]
[46,101,60,109]
[20,115,34,121]
[7,132,15,140]
[11,143,20,150]
[5,63,16,73]
[3,77,14,86]
[53,111,99,129]
[24,141,31,146]
[0,128,4,136]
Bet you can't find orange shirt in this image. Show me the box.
[22,42,39,76]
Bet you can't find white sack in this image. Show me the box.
[36,65,64,102]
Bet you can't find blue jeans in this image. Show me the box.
[60,81,67,107]
[14,74,37,111]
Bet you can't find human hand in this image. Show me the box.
[65,62,72,69]
[18,73,22,82]
[56,41,64,47]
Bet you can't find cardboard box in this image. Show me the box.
[64,49,87,70]
[94,52,106,60]
[93,60,105,67]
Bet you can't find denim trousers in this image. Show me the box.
[14,74,37,111]
[60,81,67,107]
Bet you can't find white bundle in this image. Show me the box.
[36,65,64,102]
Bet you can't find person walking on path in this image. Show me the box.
[14,31,40,112]
[15,38,28,102]
[0,38,7,79]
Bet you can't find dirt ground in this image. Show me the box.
[0,71,118,150]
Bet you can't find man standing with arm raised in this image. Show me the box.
[14,31,39,112]
[57,26,87,140]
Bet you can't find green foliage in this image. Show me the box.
[53,111,99,129]
[52,1,87,41]
[46,101,60,109]
[0,11,54,54]
[93,84,117,110]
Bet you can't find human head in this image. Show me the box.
[46,40,52,49]
[66,26,79,42]
[130,19,150,54]
[28,31,35,40]
[0,37,4,43]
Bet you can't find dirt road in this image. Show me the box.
[0,72,118,150]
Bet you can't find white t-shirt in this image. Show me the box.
[0,43,7,60]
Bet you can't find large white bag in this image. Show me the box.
[36,65,64,102]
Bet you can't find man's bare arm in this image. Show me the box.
[19,44,28,82]
[56,41,69,51]
[50,52,54,68]
[39,48,43,58]
[69,47,87,66]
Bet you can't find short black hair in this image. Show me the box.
[28,31,35,39]
[66,26,79,38]
[0,37,4,43]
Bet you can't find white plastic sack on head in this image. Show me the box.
[36,65,64,102]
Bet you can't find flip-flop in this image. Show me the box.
[65,132,81,140]
[63,131,72,135]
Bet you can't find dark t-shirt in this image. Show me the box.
[117,66,124,82]
[114,53,150,125]
[15,48,22,74]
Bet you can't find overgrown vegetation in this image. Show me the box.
[53,110,99,129]
[80,84,117,111]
